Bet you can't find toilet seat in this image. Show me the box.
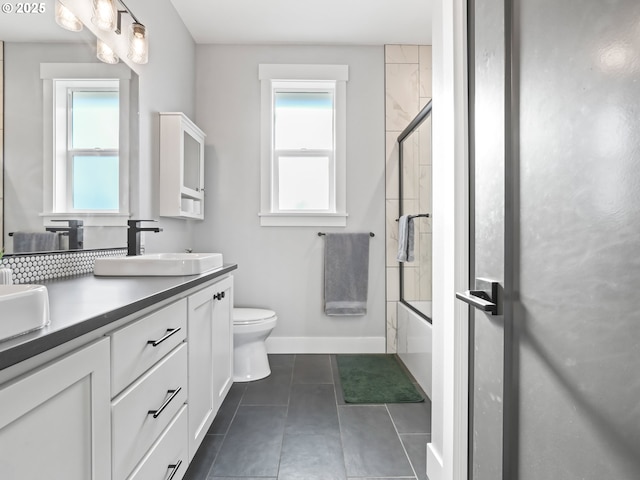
[233,308,277,325]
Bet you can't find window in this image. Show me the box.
[259,64,348,227]
[55,80,120,212]
[40,62,132,228]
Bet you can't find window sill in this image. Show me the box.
[41,212,130,227]
[259,212,348,227]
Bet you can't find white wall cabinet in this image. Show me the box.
[159,112,207,220]
[187,275,233,460]
[0,338,111,480]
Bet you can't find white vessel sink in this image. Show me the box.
[94,252,224,276]
[0,285,50,342]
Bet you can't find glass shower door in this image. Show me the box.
[398,103,433,321]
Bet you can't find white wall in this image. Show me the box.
[61,0,198,253]
[126,0,198,252]
[194,45,386,353]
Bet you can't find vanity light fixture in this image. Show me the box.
[54,0,83,32]
[91,0,118,31]
[96,38,120,64]
[114,0,149,65]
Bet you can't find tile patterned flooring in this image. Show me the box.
[183,354,431,480]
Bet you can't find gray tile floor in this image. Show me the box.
[183,354,431,480]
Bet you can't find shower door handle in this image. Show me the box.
[455,278,499,315]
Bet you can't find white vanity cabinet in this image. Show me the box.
[0,338,111,480]
[159,112,206,220]
[0,272,234,480]
[187,275,233,459]
[108,273,233,478]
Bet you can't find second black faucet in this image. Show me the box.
[127,220,163,256]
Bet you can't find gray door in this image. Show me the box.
[464,0,640,479]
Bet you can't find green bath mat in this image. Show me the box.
[336,354,424,404]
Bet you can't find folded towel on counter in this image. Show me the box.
[324,233,370,316]
[12,231,60,253]
[396,215,415,262]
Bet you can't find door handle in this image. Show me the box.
[455,278,499,315]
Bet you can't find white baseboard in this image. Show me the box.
[427,442,445,480]
[265,336,386,354]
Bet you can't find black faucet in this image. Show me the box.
[127,220,163,256]
[46,219,84,250]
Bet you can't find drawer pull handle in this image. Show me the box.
[147,327,181,347]
[166,460,183,480]
[148,387,182,419]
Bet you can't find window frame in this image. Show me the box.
[40,63,131,228]
[259,64,348,227]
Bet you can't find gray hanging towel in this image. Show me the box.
[396,215,415,262]
[324,233,370,316]
[12,231,60,253]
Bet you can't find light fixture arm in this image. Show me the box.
[114,0,142,34]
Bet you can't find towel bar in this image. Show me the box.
[395,213,430,222]
[318,232,375,237]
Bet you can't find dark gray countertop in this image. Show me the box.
[0,264,237,371]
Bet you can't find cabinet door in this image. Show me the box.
[211,276,233,414]
[159,112,206,219]
[187,276,233,460]
[0,338,111,480]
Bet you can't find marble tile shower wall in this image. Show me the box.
[385,45,432,353]
[0,248,127,284]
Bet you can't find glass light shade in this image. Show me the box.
[55,0,83,32]
[127,23,148,64]
[91,0,117,31]
[96,39,119,64]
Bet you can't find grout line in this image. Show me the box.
[331,354,351,479]
[274,353,295,479]
[386,403,420,480]
[203,385,247,478]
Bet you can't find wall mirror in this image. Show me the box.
[1,6,138,254]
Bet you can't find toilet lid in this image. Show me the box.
[233,308,277,325]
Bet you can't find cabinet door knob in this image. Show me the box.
[148,387,182,419]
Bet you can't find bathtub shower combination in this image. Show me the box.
[396,101,433,398]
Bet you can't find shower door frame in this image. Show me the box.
[397,100,433,323]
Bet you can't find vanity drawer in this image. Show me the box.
[128,404,188,480]
[110,298,187,395]
[112,343,187,480]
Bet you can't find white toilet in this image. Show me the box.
[232,307,277,382]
